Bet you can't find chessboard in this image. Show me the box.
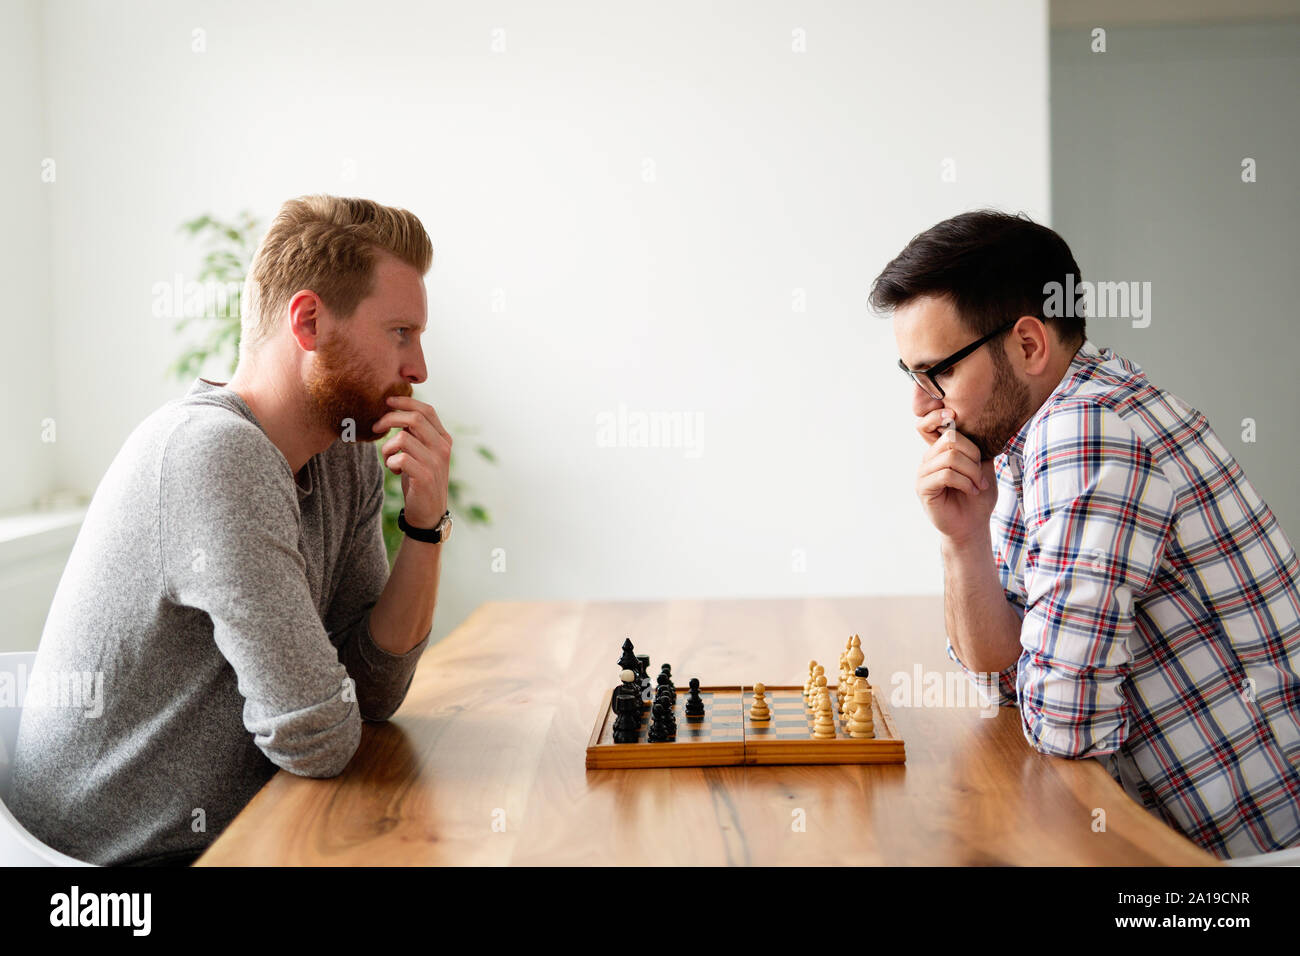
[585,684,905,770]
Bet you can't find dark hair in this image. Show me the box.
[869,210,1086,347]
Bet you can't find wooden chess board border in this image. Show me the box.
[585,684,905,769]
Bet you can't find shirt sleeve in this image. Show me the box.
[1015,401,1177,758]
[160,417,360,778]
[321,444,429,722]
[946,639,1019,707]
[946,456,1025,708]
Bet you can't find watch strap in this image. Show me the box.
[398,508,449,543]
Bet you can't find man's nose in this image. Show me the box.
[404,344,428,386]
[912,382,943,417]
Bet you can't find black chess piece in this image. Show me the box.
[656,672,676,703]
[657,691,677,736]
[636,655,652,696]
[854,665,870,682]
[618,639,640,674]
[647,699,670,742]
[685,677,705,718]
[624,669,647,723]
[612,684,641,743]
[612,670,644,743]
[612,715,636,743]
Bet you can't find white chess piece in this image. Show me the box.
[813,692,836,738]
[848,682,875,739]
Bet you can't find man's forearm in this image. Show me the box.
[941,529,1022,674]
[368,536,443,655]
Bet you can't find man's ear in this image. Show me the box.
[286,290,322,351]
[1010,315,1052,376]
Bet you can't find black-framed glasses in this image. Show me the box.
[897,319,1018,400]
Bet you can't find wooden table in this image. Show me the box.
[195,597,1221,866]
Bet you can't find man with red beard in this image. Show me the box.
[873,210,1300,861]
[11,196,452,865]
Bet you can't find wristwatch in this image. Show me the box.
[397,508,452,544]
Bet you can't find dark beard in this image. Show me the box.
[966,349,1032,461]
[303,331,412,443]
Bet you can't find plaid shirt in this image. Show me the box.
[947,339,1300,860]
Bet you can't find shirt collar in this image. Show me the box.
[1001,339,1104,462]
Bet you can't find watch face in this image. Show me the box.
[439,513,453,541]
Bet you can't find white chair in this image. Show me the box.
[0,651,95,866]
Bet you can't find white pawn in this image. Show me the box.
[803,660,818,699]
[809,673,827,711]
[807,664,825,703]
[813,692,836,738]
[848,682,875,738]
[750,682,772,721]
[839,673,857,720]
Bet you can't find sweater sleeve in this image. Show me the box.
[322,444,429,721]
[159,416,361,777]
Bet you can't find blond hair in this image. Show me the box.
[239,195,433,356]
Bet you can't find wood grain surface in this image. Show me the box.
[195,596,1222,866]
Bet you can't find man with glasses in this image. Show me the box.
[871,209,1300,861]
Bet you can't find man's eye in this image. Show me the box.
[935,368,952,379]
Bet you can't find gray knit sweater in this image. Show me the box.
[9,378,428,865]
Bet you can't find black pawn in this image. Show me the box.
[656,672,676,703]
[685,677,705,717]
[660,699,677,736]
[648,699,671,742]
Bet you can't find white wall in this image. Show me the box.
[7,0,1050,644]
[0,0,70,653]
[1,0,55,513]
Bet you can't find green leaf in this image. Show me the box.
[179,215,213,235]
[476,445,496,463]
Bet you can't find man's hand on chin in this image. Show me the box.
[372,393,452,526]
[914,409,998,545]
